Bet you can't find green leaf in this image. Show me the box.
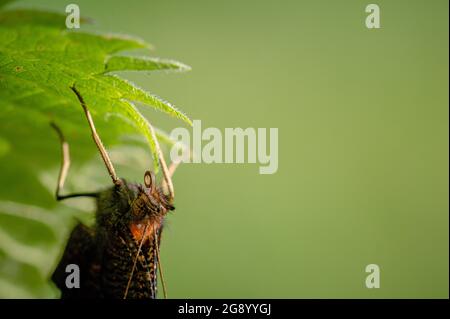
[105,55,191,73]
[0,9,191,172]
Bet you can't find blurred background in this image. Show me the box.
[0,0,448,298]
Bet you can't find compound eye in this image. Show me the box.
[144,171,155,191]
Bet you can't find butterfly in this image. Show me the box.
[51,86,184,299]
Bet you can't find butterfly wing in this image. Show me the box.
[51,223,101,298]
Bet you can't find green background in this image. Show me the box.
[0,0,448,298]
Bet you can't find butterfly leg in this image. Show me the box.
[159,141,191,200]
[50,122,98,200]
[143,119,176,201]
[71,85,121,186]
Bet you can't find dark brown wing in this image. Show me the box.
[145,235,158,298]
[142,226,164,299]
[100,227,159,299]
[51,223,101,298]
